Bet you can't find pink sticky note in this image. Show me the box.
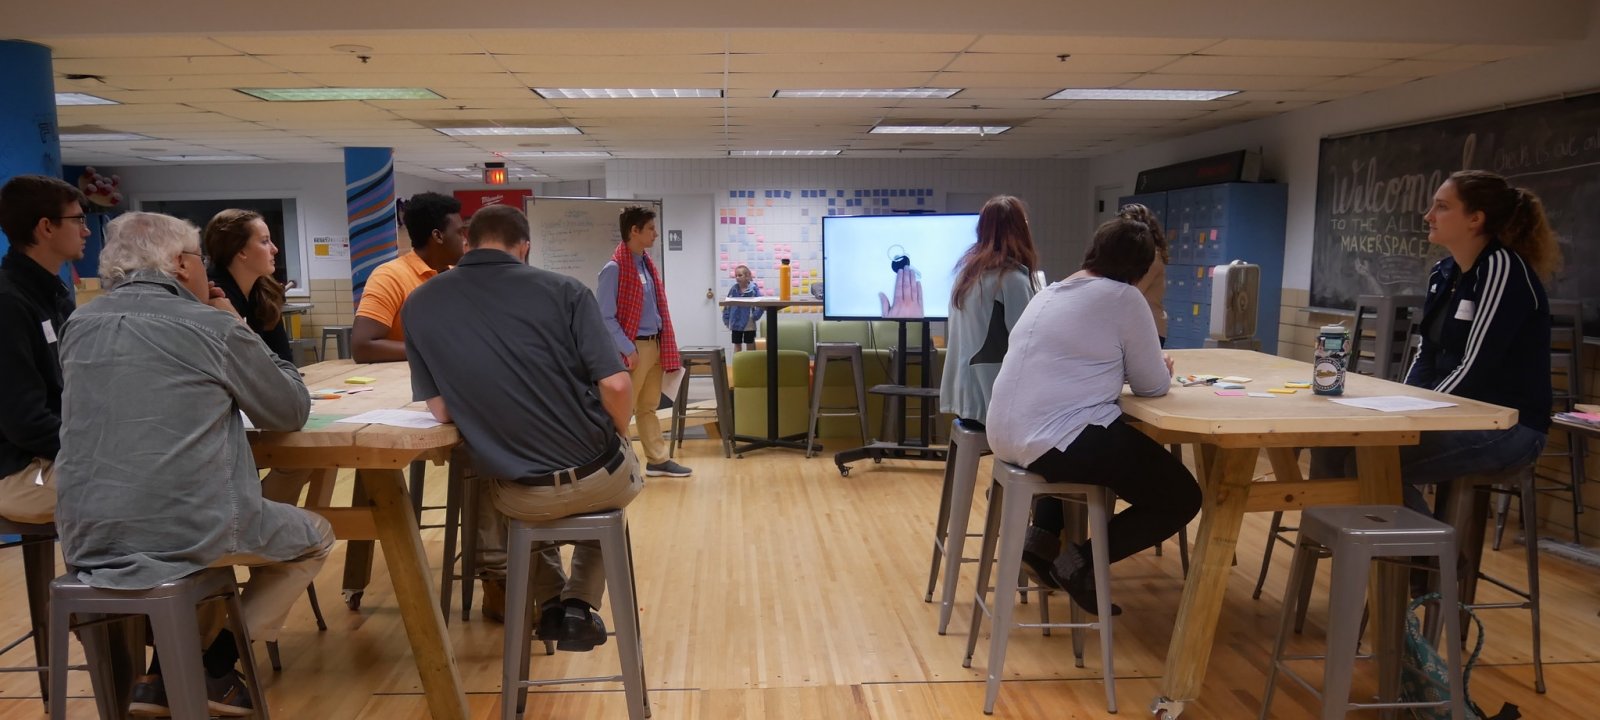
[1214,390,1246,397]
[720,253,729,260]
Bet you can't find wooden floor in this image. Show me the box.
[2,439,1597,719]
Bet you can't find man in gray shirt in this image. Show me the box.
[57,212,334,715]
[403,204,641,651]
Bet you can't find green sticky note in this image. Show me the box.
[303,414,344,431]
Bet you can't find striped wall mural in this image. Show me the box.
[344,147,397,306]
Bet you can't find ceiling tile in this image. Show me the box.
[54,55,279,76]
[1357,59,1483,78]
[494,54,726,74]
[514,72,724,88]
[33,36,239,58]
[1414,44,1542,62]
[1201,39,1449,58]
[1158,55,1392,76]
[1123,74,1331,91]
[1307,75,1416,92]
[729,53,955,73]
[298,72,526,88]
[726,32,976,54]
[934,72,1139,89]
[724,72,937,89]
[259,53,505,74]
[471,31,726,55]
[109,74,306,91]
[944,53,1178,74]
[966,35,1220,55]
[212,33,485,55]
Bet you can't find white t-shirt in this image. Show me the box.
[987,276,1171,467]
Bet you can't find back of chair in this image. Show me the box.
[1351,294,1424,382]
[1549,299,1584,411]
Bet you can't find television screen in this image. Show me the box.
[821,213,979,320]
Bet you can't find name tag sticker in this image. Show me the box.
[41,320,57,344]
[1454,300,1476,321]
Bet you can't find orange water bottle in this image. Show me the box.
[779,259,791,301]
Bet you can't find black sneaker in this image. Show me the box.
[204,670,254,717]
[128,674,169,717]
[645,461,692,477]
[1063,568,1123,617]
[556,606,609,652]
[535,599,566,643]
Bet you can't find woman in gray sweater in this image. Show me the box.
[939,195,1041,427]
[988,217,1202,615]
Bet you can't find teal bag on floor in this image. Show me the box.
[1400,593,1520,720]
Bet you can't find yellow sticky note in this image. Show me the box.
[344,376,377,385]
[1267,388,1296,394]
[1285,382,1311,389]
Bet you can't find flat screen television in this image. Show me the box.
[821,213,979,320]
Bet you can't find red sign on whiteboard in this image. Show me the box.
[454,189,532,217]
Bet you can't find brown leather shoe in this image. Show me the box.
[481,576,506,623]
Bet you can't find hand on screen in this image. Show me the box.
[878,267,924,319]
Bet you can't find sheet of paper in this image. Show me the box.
[1332,396,1458,413]
[661,368,687,406]
[1247,392,1277,398]
[333,409,444,429]
[240,410,255,430]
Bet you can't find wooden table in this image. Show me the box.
[717,296,822,454]
[1124,349,1516,719]
[247,359,468,720]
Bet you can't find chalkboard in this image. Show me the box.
[1311,91,1600,329]
[524,196,665,293]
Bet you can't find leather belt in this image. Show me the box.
[518,435,625,487]
[635,333,661,342]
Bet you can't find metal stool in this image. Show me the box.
[1261,505,1465,720]
[320,325,353,360]
[1438,469,1545,693]
[672,347,733,459]
[49,566,271,720]
[0,519,61,712]
[964,461,1115,715]
[288,338,319,366]
[1252,510,1332,635]
[805,342,869,458]
[502,509,648,720]
[931,419,991,629]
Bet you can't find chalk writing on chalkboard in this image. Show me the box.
[525,197,664,292]
[1311,91,1600,329]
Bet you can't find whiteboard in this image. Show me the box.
[524,196,665,293]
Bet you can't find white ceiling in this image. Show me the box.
[18,4,1590,183]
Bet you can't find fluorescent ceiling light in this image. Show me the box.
[239,87,441,101]
[774,88,961,99]
[869,125,1011,135]
[533,88,722,99]
[1047,88,1238,101]
[731,150,842,157]
[437,167,474,173]
[56,92,120,106]
[435,126,582,136]
[144,154,263,162]
[497,150,611,158]
[60,132,151,141]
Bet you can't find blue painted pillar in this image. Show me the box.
[0,40,64,264]
[343,147,398,306]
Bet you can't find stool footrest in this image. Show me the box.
[520,674,625,688]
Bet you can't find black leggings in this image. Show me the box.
[1029,417,1201,565]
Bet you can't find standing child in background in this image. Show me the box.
[722,264,763,351]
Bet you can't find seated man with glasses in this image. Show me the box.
[0,175,88,526]
[55,212,335,716]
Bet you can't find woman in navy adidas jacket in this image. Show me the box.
[1318,170,1561,515]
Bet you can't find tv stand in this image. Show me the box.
[833,319,947,475]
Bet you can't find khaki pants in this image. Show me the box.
[259,468,316,506]
[477,441,644,609]
[0,459,56,524]
[630,337,668,465]
[199,510,335,645]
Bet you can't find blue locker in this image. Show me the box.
[1122,183,1287,352]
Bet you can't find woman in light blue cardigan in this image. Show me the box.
[939,196,1041,427]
